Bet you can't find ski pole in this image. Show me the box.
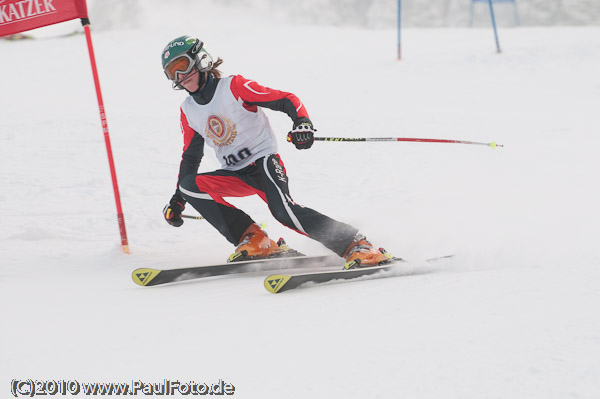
[182,214,205,220]
[182,215,269,231]
[315,137,503,148]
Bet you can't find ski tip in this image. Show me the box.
[132,268,161,286]
[425,254,455,262]
[264,274,292,294]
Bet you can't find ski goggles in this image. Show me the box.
[164,54,196,81]
[164,50,213,81]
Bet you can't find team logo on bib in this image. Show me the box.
[205,115,237,147]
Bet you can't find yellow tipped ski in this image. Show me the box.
[264,274,292,293]
[132,268,161,286]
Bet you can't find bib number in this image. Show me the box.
[224,148,251,167]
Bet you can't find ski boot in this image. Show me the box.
[227,224,303,262]
[343,233,394,270]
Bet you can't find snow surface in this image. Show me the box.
[1,1,600,398]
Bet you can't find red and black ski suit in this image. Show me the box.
[176,73,357,257]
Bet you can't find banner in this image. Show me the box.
[0,0,88,37]
[0,0,130,253]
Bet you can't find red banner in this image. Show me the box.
[0,0,88,37]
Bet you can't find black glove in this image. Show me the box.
[287,118,316,150]
[163,192,185,227]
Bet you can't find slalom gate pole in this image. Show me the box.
[81,18,130,254]
[397,0,402,60]
[487,0,502,53]
[315,137,503,148]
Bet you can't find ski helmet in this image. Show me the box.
[161,35,214,89]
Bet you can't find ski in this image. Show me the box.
[263,261,402,293]
[132,254,340,287]
[264,255,453,293]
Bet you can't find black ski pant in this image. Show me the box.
[178,154,357,257]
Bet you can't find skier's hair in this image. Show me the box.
[209,57,224,79]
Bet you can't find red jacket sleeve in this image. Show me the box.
[230,75,310,125]
[178,108,204,183]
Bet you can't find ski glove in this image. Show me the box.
[287,118,316,150]
[163,192,185,227]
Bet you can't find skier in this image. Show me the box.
[161,35,391,269]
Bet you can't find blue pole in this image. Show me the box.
[397,0,402,60]
[487,0,502,53]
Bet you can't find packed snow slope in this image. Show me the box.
[1,2,599,398]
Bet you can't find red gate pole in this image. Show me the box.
[81,18,130,254]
